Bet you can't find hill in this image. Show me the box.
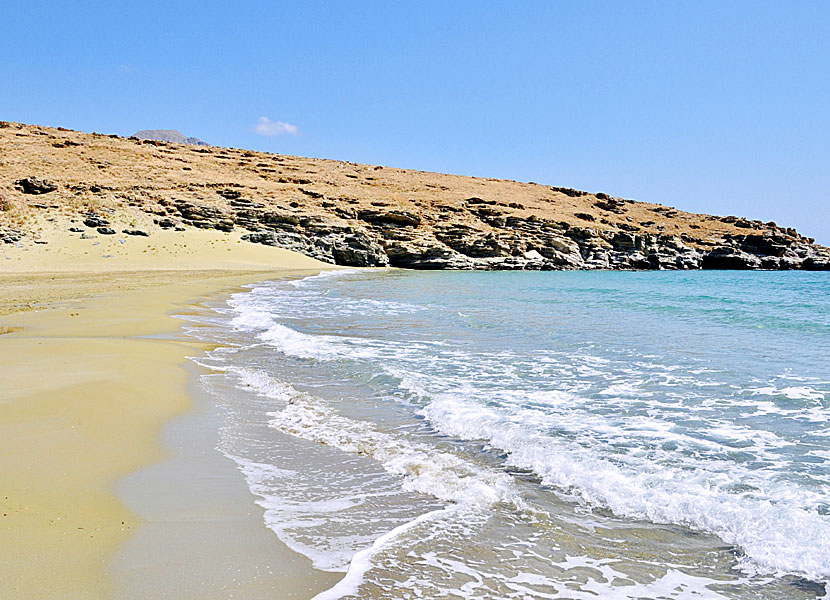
[1,120,828,271]
[133,129,208,146]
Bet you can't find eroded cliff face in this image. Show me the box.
[2,121,828,271]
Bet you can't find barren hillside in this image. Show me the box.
[1,121,827,270]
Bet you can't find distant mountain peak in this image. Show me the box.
[133,129,208,146]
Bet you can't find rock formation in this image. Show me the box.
[1,121,828,271]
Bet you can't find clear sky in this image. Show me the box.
[3,1,829,243]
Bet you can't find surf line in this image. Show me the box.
[311,504,463,600]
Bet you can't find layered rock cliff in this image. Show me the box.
[1,121,828,271]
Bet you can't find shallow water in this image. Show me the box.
[186,270,830,599]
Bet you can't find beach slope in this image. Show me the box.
[0,226,339,598]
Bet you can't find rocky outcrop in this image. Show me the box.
[132,129,208,146]
[241,227,389,267]
[83,214,109,228]
[122,229,149,237]
[149,197,830,271]
[701,247,762,270]
[15,177,58,194]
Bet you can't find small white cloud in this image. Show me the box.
[254,116,299,136]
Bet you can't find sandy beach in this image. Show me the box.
[0,222,341,598]
[4,5,828,596]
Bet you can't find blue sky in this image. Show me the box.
[3,1,829,242]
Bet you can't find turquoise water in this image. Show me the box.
[190,270,830,599]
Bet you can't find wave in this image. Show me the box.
[210,270,830,595]
[420,390,830,581]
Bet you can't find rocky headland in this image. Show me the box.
[2,120,828,271]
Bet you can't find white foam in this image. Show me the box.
[501,557,737,600]
[269,391,522,508]
[228,455,375,571]
[311,506,459,600]
[420,391,830,581]
[287,268,361,286]
[781,386,826,401]
[745,385,826,401]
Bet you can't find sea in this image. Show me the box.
[183,269,830,599]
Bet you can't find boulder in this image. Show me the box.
[15,177,58,194]
[84,215,110,228]
[156,218,177,228]
[1,227,24,244]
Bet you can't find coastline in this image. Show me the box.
[112,331,340,600]
[0,227,342,598]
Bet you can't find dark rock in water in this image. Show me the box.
[702,247,763,270]
[84,215,110,228]
[68,227,85,233]
[122,229,149,237]
[97,227,116,235]
[15,177,58,194]
[802,256,830,271]
[384,241,474,269]
[788,578,826,596]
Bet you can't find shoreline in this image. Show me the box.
[112,317,340,599]
[0,231,344,598]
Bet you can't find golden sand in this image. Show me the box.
[0,225,342,598]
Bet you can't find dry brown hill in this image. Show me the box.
[1,121,827,270]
